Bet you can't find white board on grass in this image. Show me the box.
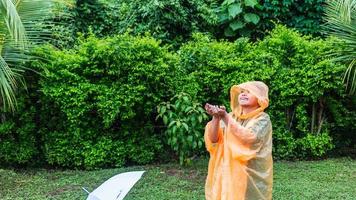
[86,171,145,200]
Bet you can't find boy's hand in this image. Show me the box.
[204,103,215,116]
[216,105,226,118]
[205,103,227,118]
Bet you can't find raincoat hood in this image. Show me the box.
[230,81,269,120]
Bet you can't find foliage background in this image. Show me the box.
[0,0,355,168]
[51,0,327,47]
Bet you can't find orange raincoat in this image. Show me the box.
[204,81,273,200]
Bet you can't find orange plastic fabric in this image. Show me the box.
[204,81,273,200]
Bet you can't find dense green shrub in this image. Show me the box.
[258,26,348,159]
[1,34,178,168]
[0,25,354,168]
[260,0,325,36]
[178,32,278,105]
[115,0,218,46]
[51,0,218,48]
[0,96,38,165]
[51,0,121,48]
[178,25,354,159]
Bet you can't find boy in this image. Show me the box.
[204,81,273,200]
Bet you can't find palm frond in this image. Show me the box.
[0,54,21,111]
[13,0,72,46]
[324,0,356,95]
[0,0,27,48]
[0,0,73,111]
[343,59,356,94]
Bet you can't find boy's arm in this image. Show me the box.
[204,116,224,154]
[208,116,220,143]
[221,112,266,145]
[204,103,224,143]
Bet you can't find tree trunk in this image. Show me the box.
[311,103,316,133]
[317,99,325,135]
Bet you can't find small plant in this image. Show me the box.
[157,92,208,165]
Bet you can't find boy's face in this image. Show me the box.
[238,89,259,107]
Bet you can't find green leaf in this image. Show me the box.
[240,28,252,37]
[243,13,260,24]
[228,3,242,18]
[229,21,245,31]
[160,106,166,114]
[198,140,203,148]
[198,115,203,123]
[244,0,258,8]
[163,115,168,125]
[187,135,193,143]
[172,137,177,145]
[184,106,192,112]
[203,113,209,120]
[224,27,237,37]
[222,0,236,6]
[176,120,181,127]
[195,131,200,138]
[182,123,189,132]
[218,12,229,23]
[168,120,176,128]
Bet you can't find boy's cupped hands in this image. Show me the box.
[204,103,227,119]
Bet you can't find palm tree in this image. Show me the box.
[324,0,356,95]
[0,0,70,112]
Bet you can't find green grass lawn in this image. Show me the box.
[0,158,355,200]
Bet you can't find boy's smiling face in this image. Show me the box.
[238,89,259,107]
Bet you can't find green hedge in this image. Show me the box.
[1,34,180,168]
[0,25,354,168]
[179,26,354,159]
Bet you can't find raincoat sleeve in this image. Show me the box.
[204,121,224,154]
[227,115,270,162]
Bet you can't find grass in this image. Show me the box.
[0,158,355,199]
